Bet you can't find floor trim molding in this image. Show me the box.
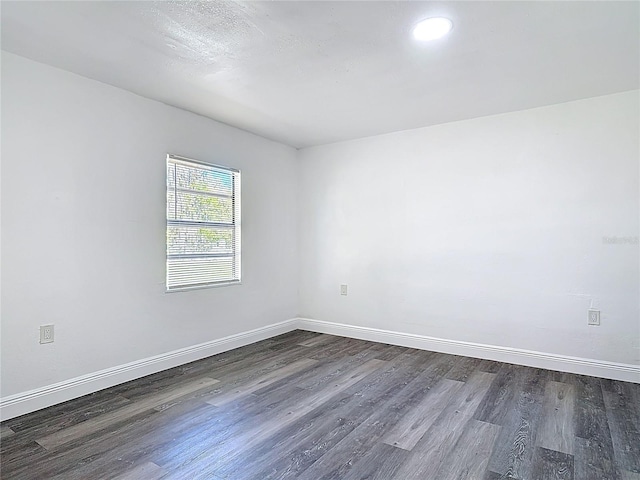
[297,317,640,384]
[0,319,298,421]
[3,316,638,421]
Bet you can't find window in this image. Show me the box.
[166,154,241,290]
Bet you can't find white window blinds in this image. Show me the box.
[166,154,241,290]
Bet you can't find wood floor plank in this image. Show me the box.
[0,440,47,472]
[35,377,219,450]
[297,333,335,347]
[475,363,525,426]
[112,461,166,480]
[206,357,318,406]
[601,379,640,432]
[435,419,502,480]
[5,391,131,435]
[287,330,325,344]
[278,351,453,480]
[536,381,575,455]
[575,437,621,480]
[110,335,288,395]
[265,358,386,422]
[160,466,225,480]
[84,403,228,480]
[177,337,318,386]
[382,378,464,450]
[10,378,297,479]
[236,355,426,480]
[337,353,464,480]
[372,344,414,361]
[2,395,132,450]
[306,336,375,360]
[295,418,399,480]
[477,359,503,374]
[1,424,15,439]
[156,359,386,476]
[486,385,543,479]
[146,386,316,475]
[575,375,608,439]
[446,355,481,382]
[106,335,310,406]
[10,401,220,480]
[207,343,320,386]
[603,386,640,473]
[247,415,362,480]
[2,332,639,479]
[521,367,548,398]
[390,371,496,479]
[294,348,382,391]
[531,447,574,480]
[341,442,409,480]
[264,350,460,480]
[572,375,619,480]
[549,371,577,385]
[483,471,505,480]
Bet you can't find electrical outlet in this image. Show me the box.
[340,284,348,296]
[588,310,600,326]
[40,325,54,344]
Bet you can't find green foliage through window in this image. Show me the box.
[166,155,241,290]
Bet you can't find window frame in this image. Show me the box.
[165,154,241,292]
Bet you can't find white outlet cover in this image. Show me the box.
[40,324,54,344]
[340,284,348,295]
[588,310,600,326]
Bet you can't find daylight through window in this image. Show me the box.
[166,154,241,290]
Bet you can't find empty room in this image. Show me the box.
[1,1,638,479]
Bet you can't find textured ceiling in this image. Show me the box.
[2,1,639,148]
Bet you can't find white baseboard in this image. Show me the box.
[0,319,298,421]
[297,317,640,384]
[3,316,638,421]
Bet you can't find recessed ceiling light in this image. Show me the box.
[413,17,453,41]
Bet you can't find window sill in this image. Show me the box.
[165,281,241,293]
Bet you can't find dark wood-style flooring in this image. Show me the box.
[1,330,639,479]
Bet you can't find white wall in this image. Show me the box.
[2,50,638,411]
[298,91,640,365]
[1,53,299,398]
